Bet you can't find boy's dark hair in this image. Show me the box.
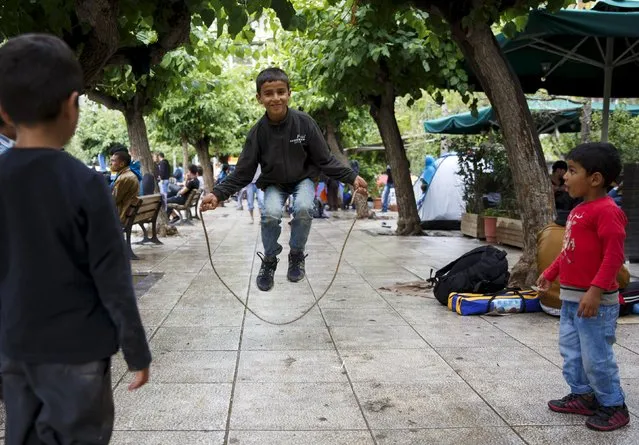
[188,164,198,175]
[567,142,622,187]
[108,143,128,155]
[197,166,203,175]
[113,151,131,166]
[0,34,83,125]
[552,160,568,172]
[256,67,290,94]
[158,152,165,158]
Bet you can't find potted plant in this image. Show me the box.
[482,207,502,243]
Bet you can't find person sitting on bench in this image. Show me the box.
[167,164,199,223]
[111,151,140,225]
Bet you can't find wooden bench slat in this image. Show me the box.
[137,202,161,213]
[133,212,158,224]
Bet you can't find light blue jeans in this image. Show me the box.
[559,301,625,407]
[247,183,264,212]
[382,184,393,212]
[262,179,315,257]
[237,184,264,211]
[159,179,169,209]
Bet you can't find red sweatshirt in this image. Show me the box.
[543,196,627,304]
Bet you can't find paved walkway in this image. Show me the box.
[4,207,639,444]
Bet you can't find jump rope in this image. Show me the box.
[200,189,366,326]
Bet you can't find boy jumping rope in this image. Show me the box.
[0,34,151,444]
[537,142,629,431]
[201,68,367,291]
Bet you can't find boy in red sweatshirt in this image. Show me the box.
[537,142,629,431]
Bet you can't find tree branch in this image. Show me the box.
[75,0,121,87]
[104,1,191,73]
[87,90,126,112]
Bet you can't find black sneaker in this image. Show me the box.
[256,253,278,291]
[548,393,599,416]
[287,251,307,282]
[586,404,630,431]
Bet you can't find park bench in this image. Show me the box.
[123,193,163,260]
[167,189,202,225]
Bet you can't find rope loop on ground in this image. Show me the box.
[200,211,358,326]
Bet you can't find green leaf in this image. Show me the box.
[271,0,296,30]
[200,8,217,28]
[502,21,517,39]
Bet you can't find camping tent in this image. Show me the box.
[413,154,465,230]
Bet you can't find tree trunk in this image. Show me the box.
[123,103,173,236]
[450,20,554,287]
[325,121,349,166]
[581,100,592,144]
[124,105,155,176]
[194,138,215,193]
[182,136,190,170]
[369,81,423,236]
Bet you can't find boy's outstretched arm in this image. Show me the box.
[84,174,152,377]
[306,118,364,187]
[202,132,259,211]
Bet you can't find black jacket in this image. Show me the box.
[0,148,151,370]
[158,159,171,180]
[212,108,357,201]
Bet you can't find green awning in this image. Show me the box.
[424,100,639,135]
[593,0,639,11]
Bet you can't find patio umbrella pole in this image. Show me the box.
[601,37,614,142]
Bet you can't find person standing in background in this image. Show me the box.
[155,152,171,202]
[382,165,394,213]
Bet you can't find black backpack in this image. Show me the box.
[429,246,510,306]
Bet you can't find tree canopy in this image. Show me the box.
[0,0,299,86]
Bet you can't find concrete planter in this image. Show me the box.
[461,213,485,239]
[496,217,524,249]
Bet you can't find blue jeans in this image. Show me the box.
[238,184,264,212]
[559,301,625,407]
[262,179,314,257]
[246,183,264,212]
[382,184,393,212]
[159,179,169,196]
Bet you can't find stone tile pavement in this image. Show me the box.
[2,207,639,444]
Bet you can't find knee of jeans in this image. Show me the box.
[293,199,314,220]
[294,207,313,221]
[262,204,282,222]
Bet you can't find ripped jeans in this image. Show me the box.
[261,179,315,258]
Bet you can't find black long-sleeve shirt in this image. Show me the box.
[0,148,151,370]
[213,108,357,201]
[158,159,171,180]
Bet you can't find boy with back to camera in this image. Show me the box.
[0,34,151,444]
[200,67,367,291]
[537,142,630,431]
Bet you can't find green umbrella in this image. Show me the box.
[423,99,639,135]
[468,3,639,141]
